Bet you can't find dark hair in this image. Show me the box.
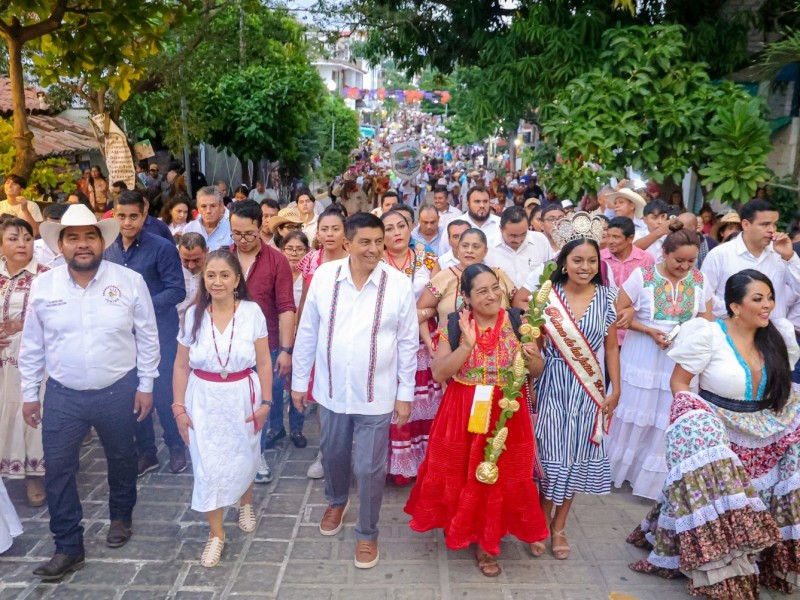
[740,199,777,224]
[0,217,33,240]
[381,208,410,225]
[168,160,184,174]
[279,230,310,250]
[607,216,635,239]
[466,186,488,204]
[500,206,527,228]
[234,184,249,197]
[319,204,347,226]
[662,219,701,254]
[292,186,315,205]
[381,190,399,203]
[550,238,603,286]
[725,269,791,412]
[459,227,488,247]
[699,203,714,216]
[228,199,262,228]
[42,203,69,221]
[116,189,146,212]
[541,204,565,219]
[433,185,448,196]
[643,199,669,217]
[5,174,27,189]
[418,204,438,219]
[528,205,543,223]
[718,221,742,243]
[69,190,92,210]
[260,198,280,211]
[112,180,128,191]
[393,203,415,224]
[447,218,470,236]
[344,212,384,241]
[161,195,193,224]
[190,249,250,343]
[461,263,497,297]
[178,231,207,251]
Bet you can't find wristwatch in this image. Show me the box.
[279,346,293,355]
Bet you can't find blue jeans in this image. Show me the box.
[135,329,183,458]
[42,370,139,555]
[263,349,304,450]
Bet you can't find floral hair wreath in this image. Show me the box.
[551,211,605,249]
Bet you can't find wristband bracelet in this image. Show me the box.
[261,400,273,407]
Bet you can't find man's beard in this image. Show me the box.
[67,253,102,272]
[468,209,487,224]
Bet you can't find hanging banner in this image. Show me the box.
[390,140,423,181]
[133,139,156,161]
[89,114,136,191]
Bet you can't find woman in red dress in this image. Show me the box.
[405,264,548,577]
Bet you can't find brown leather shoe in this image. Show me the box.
[354,539,379,569]
[26,477,45,507]
[319,499,349,536]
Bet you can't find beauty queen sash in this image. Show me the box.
[543,289,609,446]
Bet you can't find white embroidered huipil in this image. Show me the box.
[291,258,418,415]
[701,234,800,319]
[19,261,160,401]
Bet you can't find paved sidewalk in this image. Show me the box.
[1,415,798,600]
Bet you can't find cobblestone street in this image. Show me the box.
[1,415,798,600]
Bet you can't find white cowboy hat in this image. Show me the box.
[608,188,647,219]
[40,203,120,253]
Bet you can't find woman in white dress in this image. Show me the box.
[173,249,273,568]
[607,220,711,499]
[0,477,22,553]
[0,218,48,507]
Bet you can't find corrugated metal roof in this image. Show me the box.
[0,77,51,116]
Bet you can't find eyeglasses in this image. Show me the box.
[283,246,307,255]
[279,223,303,231]
[232,231,259,241]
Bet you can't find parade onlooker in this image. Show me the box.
[609,188,648,239]
[19,204,159,579]
[702,199,800,319]
[485,206,553,288]
[173,250,273,568]
[601,217,655,288]
[183,187,233,251]
[291,212,418,570]
[259,198,280,246]
[105,190,187,476]
[534,214,620,560]
[0,219,48,506]
[712,211,742,243]
[177,233,207,324]
[432,185,462,230]
[268,207,304,249]
[33,203,67,268]
[406,264,548,576]
[413,205,443,253]
[87,166,109,215]
[0,175,42,238]
[437,219,469,270]
[459,187,501,241]
[294,186,318,244]
[228,201,296,481]
[279,230,310,307]
[607,221,711,499]
[371,190,399,218]
[160,196,193,239]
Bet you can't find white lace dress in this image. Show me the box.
[0,477,22,553]
[178,301,267,512]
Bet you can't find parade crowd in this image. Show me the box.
[2,134,800,600]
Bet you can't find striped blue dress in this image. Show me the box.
[534,283,617,505]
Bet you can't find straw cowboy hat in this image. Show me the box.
[40,203,120,253]
[268,207,304,231]
[608,188,647,219]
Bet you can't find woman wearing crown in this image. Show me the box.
[531,212,621,560]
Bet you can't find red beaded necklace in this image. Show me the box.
[473,308,505,356]
[209,302,237,379]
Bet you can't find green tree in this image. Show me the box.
[0,0,188,180]
[536,25,771,203]
[313,96,360,180]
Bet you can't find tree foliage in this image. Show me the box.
[312,96,361,181]
[536,25,771,204]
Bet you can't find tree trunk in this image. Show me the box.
[8,36,38,181]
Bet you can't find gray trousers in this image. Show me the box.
[319,405,392,541]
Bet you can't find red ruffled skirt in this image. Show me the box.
[405,380,549,554]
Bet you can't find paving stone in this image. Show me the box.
[244,540,290,563]
[282,561,350,584]
[353,562,439,585]
[121,590,173,600]
[131,561,184,587]
[265,495,306,516]
[65,561,138,585]
[0,588,26,600]
[391,588,439,600]
[277,586,332,600]
[254,516,297,540]
[289,540,335,560]
[229,564,280,594]
[175,592,216,600]
[47,587,118,599]
[335,588,388,600]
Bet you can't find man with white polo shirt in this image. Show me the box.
[438,219,469,270]
[19,204,160,580]
[702,199,800,319]
[485,206,553,288]
[413,205,443,254]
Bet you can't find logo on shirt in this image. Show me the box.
[103,285,122,304]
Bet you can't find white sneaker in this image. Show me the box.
[255,454,273,484]
[307,452,324,479]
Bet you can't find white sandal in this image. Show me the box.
[201,535,225,568]
[238,504,256,533]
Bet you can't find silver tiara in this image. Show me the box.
[551,211,605,249]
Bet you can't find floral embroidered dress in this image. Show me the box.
[405,310,548,554]
[0,258,48,479]
[386,242,442,479]
[608,266,707,499]
[628,318,800,600]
